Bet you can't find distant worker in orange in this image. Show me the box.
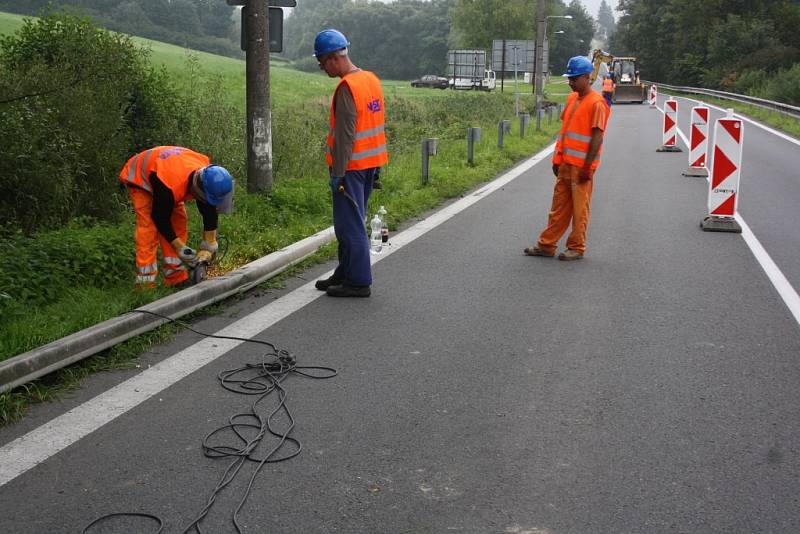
[119,146,234,288]
[602,73,614,107]
[524,56,609,261]
[312,29,388,298]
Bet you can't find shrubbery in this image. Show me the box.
[761,63,800,106]
[0,12,186,233]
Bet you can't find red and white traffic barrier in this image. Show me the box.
[682,105,709,177]
[649,84,657,108]
[656,97,682,152]
[701,109,743,233]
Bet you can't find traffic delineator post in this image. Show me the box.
[682,105,710,177]
[656,97,682,152]
[649,84,657,108]
[701,109,743,233]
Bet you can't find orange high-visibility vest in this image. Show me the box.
[602,78,614,93]
[326,70,389,171]
[553,91,608,170]
[119,146,209,201]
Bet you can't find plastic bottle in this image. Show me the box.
[378,205,389,245]
[370,214,382,254]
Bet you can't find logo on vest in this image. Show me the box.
[367,99,381,113]
[158,147,185,159]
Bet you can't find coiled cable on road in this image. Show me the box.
[82,309,337,534]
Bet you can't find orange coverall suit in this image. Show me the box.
[537,90,609,255]
[119,147,210,288]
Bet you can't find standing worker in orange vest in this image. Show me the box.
[312,29,388,298]
[602,74,614,107]
[524,56,609,261]
[119,146,234,288]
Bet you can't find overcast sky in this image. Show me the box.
[581,0,618,19]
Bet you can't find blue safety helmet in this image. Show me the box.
[563,56,594,78]
[313,29,349,58]
[200,165,234,214]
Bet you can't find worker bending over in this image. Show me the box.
[525,56,609,261]
[119,146,234,288]
[313,29,388,298]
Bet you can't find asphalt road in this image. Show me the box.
[1,100,799,534]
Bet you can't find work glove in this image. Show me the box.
[552,163,560,177]
[196,249,213,263]
[200,230,218,255]
[171,238,197,264]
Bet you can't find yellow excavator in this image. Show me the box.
[590,49,649,104]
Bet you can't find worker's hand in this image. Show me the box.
[171,238,197,264]
[196,249,213,263]
[552,164,560,177]
[578,167,593,183]
[200,230,218,254]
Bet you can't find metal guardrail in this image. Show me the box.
[0,227,336,394]
[648,81,800,119]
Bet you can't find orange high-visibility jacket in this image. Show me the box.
[119,146,209,201]
[553,91,608,170]
[602,78,614,93]
[326,70,389,171]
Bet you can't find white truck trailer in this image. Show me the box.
[447,49,496,91]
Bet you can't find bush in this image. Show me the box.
[761,63,800,106]
[0,12,185,233]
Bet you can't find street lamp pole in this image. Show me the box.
[534,0,546,130]
[535,9,573,130]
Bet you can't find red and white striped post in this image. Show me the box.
[657,97,682,152]
[682,105,710,177]
[701,109,743,233]
[649,84,657,108]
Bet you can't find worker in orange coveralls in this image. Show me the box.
[119,146,234,288]
[602,74,614,107]
[525,56,609,261]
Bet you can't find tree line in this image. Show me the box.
[283,0,596,80]
[610,0,800,104]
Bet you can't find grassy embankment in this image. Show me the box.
[0,11,569,423]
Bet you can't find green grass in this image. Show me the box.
[0,10,24,35]
[0,9,567,425]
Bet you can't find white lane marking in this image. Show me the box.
[0,144,556,488]
[735,215,800,326]
[671,95,800,147]
[671,118,800,328]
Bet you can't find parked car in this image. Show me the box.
[410,75,448,89]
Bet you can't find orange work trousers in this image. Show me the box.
[128,187,189,288]
[536,164,594,255]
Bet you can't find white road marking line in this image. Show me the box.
[0,144,556,488]
[669,95,800,147]
[672,116,800,328]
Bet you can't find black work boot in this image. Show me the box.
[326,284,371,298]
[315,276,341,291]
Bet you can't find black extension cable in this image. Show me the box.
[81,309,337,534]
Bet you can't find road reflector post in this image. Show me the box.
[683,105,710,177]
[701,109,743,233]
[657,97,682,152]
[467,127,481,164]
[519,114,530,138]
[498,120,511,148]
[649,84,657,108]
[421,138,438,185]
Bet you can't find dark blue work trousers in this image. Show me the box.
[330,168,376,287]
